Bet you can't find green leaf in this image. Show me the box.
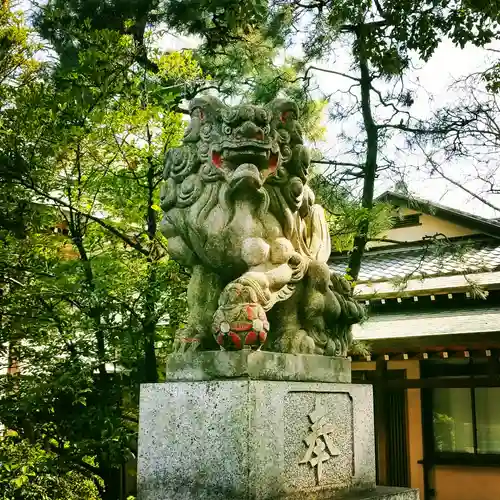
[12,475,29,488]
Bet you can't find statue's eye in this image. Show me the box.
[223,125,232,135]
[263,125,270,134]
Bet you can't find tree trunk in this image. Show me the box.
[143,313,158,383]
[348,27,378,282]
[142,129,159,384]
[72,232,108,381]
[99,465,123,500]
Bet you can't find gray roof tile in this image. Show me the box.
[329,240,500,283]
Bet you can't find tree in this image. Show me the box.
[0,431,99,500]
[0,6,197,498]
[309,173,395,255]
[261,0,500,280]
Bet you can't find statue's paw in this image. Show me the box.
[172,330,203,353]
[277,329,317,354]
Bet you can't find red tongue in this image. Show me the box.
[212,152,222,168]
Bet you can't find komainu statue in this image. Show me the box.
[160,96,364,356]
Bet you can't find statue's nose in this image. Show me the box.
[238,121,263,140]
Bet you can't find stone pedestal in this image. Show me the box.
[138,352,418,500]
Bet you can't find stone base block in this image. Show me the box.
[138,379,376,500]
[165,350,351,383]
[347,487,419,500]
[282,487,419,500]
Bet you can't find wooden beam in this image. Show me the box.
[387,377,500,389]
[374,357,388,485]
[363,331,500,353]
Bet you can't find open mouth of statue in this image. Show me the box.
[224,147,271,168]
[211,142,280,189]
[213,144,279,170]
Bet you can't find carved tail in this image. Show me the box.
[293,204,331,264]
[304,204,331,263]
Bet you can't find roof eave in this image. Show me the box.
[353,270,500,299]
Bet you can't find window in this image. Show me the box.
[433,388,474,453]
[475,388,500,454]
[392,213,421,229]
[422,358,500,465]
[432,387,500,456]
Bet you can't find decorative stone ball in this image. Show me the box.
[213,303,269,350]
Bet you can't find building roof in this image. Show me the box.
[341,192,500,347]
[376,191,500,238]
[330,237,500,283]
[329,192,500,285]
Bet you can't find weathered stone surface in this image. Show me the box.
[138,380,375,500]
[345,487,419,500]
[165,351,351,383]
[159,96,365,356]
[283,486,419,500]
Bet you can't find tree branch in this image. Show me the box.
[305,65,362,82]
[311,160,364,168]
[19,180,150,257]
[367,238,410,245]
[431,164,500,213]
[373,0,386,18]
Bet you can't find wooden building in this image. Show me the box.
[330,191,500,500]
